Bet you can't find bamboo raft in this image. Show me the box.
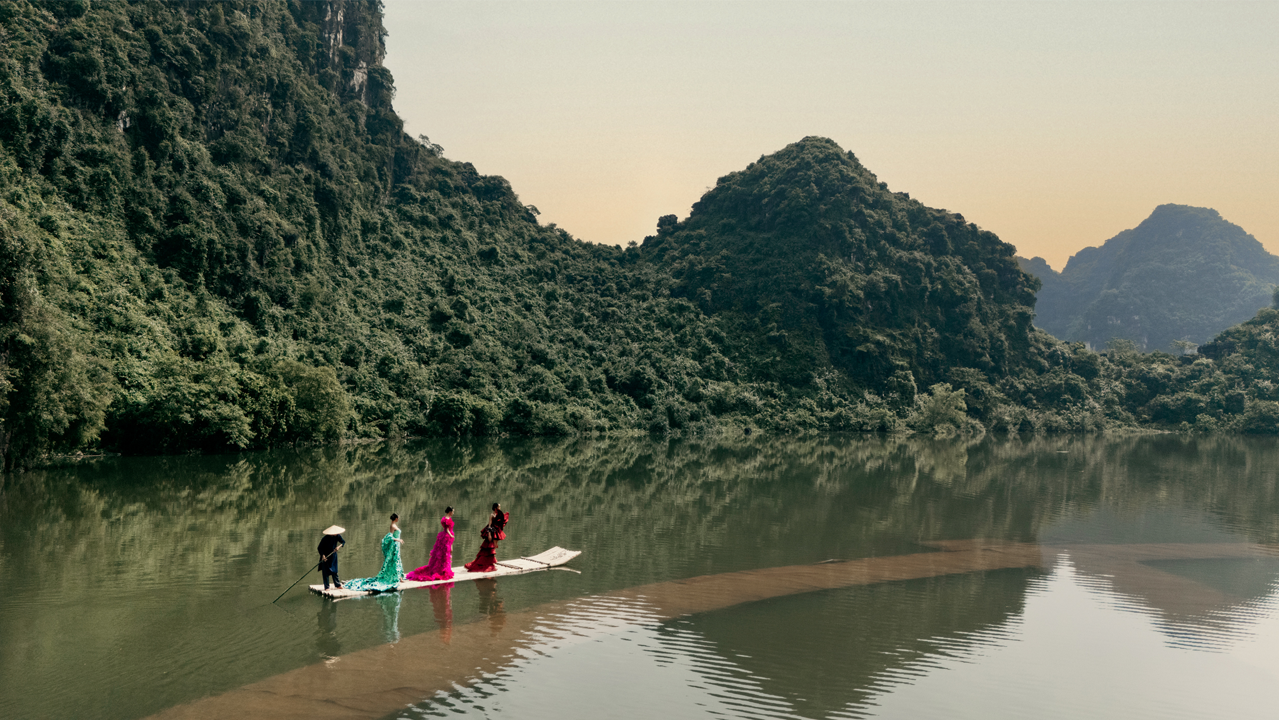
[309,546,581,599]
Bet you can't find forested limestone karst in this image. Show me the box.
[1018,204,1278,352]
[639,137,1038,398]
[0,0,1274,469]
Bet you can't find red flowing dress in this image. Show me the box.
[464,512,509,573]
[406,516,455,581]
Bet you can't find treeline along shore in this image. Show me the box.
[0,0,1275,470]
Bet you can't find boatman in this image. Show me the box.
[318,525,345,590]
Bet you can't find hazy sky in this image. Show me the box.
[383,1,1278,270]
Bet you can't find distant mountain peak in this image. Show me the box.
[1019,205,1277,351]
[1150,203,1220,218]
[685,136,881,235]
[640,135,1039,387]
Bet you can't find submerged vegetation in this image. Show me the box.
[0,0,1275,469]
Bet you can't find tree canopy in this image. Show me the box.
[0,1,1274,469]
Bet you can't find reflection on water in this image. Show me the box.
[474,579,507,636]
[1141,557,1277,603]
[376,592,402,645]
[1069,550,1278,652]
[135,541,1274,720]
[429,584,454,644]
[676,568,1037,719]
[864,563,1277,720]
[397,551,1276,720]
[315,602,340,659]
[0,433,1274,719]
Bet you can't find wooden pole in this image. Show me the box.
[273,545,341,603]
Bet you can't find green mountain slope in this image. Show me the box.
[1018,204,1278,351]
[0,1,1274,469]
[639,137,1038,398]
[1120,306,1277,432]
[0,0,738,465]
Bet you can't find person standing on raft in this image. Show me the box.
[317,525,345,590]
[344,513,405,592]
[406,506,456,582]
[464,503,509,573]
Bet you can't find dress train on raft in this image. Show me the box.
[309,546,581,599]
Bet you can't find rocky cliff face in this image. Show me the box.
[296,0,388,106]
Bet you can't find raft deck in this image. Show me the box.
[309,546,581,599]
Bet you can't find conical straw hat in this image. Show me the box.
[322,525,345,535]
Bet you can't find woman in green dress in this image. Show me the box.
[345,513,404,592]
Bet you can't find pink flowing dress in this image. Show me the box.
[406,516,455,582]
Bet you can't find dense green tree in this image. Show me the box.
[638,137,1038,394]
[0,1,1274,469]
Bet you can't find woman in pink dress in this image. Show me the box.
[406,507,455,582]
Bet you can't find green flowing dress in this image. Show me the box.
[345,529,403,592]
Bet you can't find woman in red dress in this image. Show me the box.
[406,507,455,582]
[464,503,509,573]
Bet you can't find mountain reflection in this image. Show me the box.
[2,433,1272,588]
[666,568,1039,719]
[0,433,1273,720]
[391,542,1275,720]
[1070,550,1278,651]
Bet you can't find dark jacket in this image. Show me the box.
[318,534,345,557]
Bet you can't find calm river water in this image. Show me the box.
[0,433,1274,719]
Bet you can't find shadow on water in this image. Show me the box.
[0,433,1274,719]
